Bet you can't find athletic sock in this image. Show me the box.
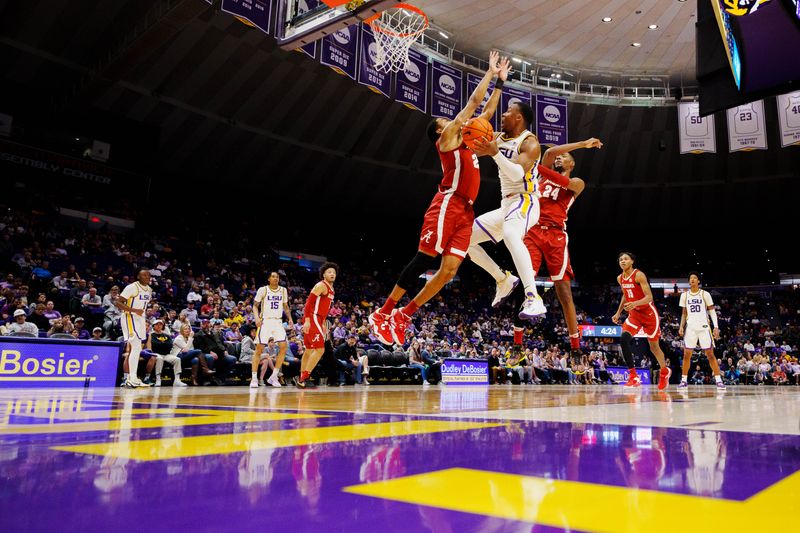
[714,375,722,383]
[681,375,688,383]
[569,334,580,350]
[251,372,257,380]
[404,301,419,317]
[513,328,523,346]
[380,298,397,315]
[123,373,128,382]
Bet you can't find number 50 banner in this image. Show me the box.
[678,102,716,154]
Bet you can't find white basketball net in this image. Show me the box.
[368,4,428,73]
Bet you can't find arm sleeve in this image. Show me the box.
[537,164,571,188]
[492,152,525,182]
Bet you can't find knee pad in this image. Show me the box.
[397,252,435,291]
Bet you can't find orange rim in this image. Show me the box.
[365,3,429,38]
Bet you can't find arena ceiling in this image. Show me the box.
[416,0,697,83]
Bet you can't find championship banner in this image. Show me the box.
[678,102,716,154]
[0,337,122,389]
[320,24,359,80]
[431,60,462,120]
[441,358,489,385]
[357,24,391,98]
[606,367,652,385]
[727,99,767,152]
[465,73,498,130]
[535,94,568,146]
[777,91,800,147]
[501,85,532,115]
[394,48,427,113]
[221,0,272,34]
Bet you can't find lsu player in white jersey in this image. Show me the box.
[114,268,153,388]
[469,101,546,319]
[250,271,294,388]
[678,272,724,389]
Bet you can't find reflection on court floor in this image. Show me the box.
[1,386,798,532]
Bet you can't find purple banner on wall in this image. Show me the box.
[465,73,498,130]
[536,94,568,146]
[501,85,532,115]
[357,24,391,98]
[0,337,122,388]
[394,48,428,113]
[221,0,272,34]
[431,60,462,120]
[320,24,359,80]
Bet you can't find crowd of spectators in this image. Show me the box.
[1,207,798,387]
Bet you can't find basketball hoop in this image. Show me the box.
[365,3,428,73]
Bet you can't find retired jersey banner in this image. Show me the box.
[727,100,767,152]
[431,60,462,120]
[501,85,532,115]
[678,102,716,154]
[465,73,498,130]
[777,91,800,147]
[357,24,391,98]
[394,48,427,113]
[221,0,272,34]
[320,24,359,80]
[536,94,567,146]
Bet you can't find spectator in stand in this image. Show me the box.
[172,311,191,334]
[772,365,788,385]
[420,341,441,384]
[73,317,90,340]
[200,297,215,319]
[147,320,186,387]
[91,327,104,340]
[186,285,202,305]
[43,300,61,325]
[506,348,532,384]
[239,327,257,365]
[171,323,214,385]
[488,348,505,384]
[724,358,740,384]
[5,309,39,335]
[69,279,88,314]
[194,320,237,382]
[81,287,102,311]
[182,302,198,325]
[408,341,429,385]
[334,335,364,385]
[691,365,705,385]
[225,322,243,343]
[27,304,51,331]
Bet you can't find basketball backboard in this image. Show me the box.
[275,0,397,50]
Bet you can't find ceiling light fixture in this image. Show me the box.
[648,24,658,29]
[631,42,642,47]
[438,31,448,38]
[512,57,522,63]
[602,16,612,22]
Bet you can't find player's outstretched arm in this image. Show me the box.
[479,56,511,122]
[439,51,500,150]
[541,138,603,169]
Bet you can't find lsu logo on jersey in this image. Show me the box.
[499,147,516,159]
[139,294,151,302]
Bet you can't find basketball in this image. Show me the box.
[461,117,494,150]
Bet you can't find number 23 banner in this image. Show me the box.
[678,102,716,154]
[727,99,767,152]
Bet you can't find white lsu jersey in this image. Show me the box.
[255,285,288,320]
[120,282,152,341]
[679,289,714,330]
[495,130,540,197]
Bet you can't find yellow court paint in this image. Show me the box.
[52,420,501,461]
[343,467,798,532]
[2,408,322,434]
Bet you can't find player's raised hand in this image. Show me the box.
[471,137,499,157]
[583,138,603,149]
[488,50,500,75]
[498,56,512,81]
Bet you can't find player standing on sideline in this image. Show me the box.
[369,51,509,346]
[612,253,671,390]
[250,272,294,388]
[468,102,545,320]
[678,272,724,389]
[297,262,338,389]
[114,268,153,388]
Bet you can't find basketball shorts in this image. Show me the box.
[121,314,147,342]
[524,226,574,281]
[418,191,474,258]
[473,192,539,244]
[304,316,327,349]
[257,318,286,344]
[684,325,713,350]
[623,303,661,340]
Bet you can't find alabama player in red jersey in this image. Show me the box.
[526,139,601,359]
[369,51,509,346]
[612,252,671,389]
[297,262,338,389]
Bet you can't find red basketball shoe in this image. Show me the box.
[368,311,394,346]
[389,308,411,345]
[658,367,672,391]
[623,370,641,388]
